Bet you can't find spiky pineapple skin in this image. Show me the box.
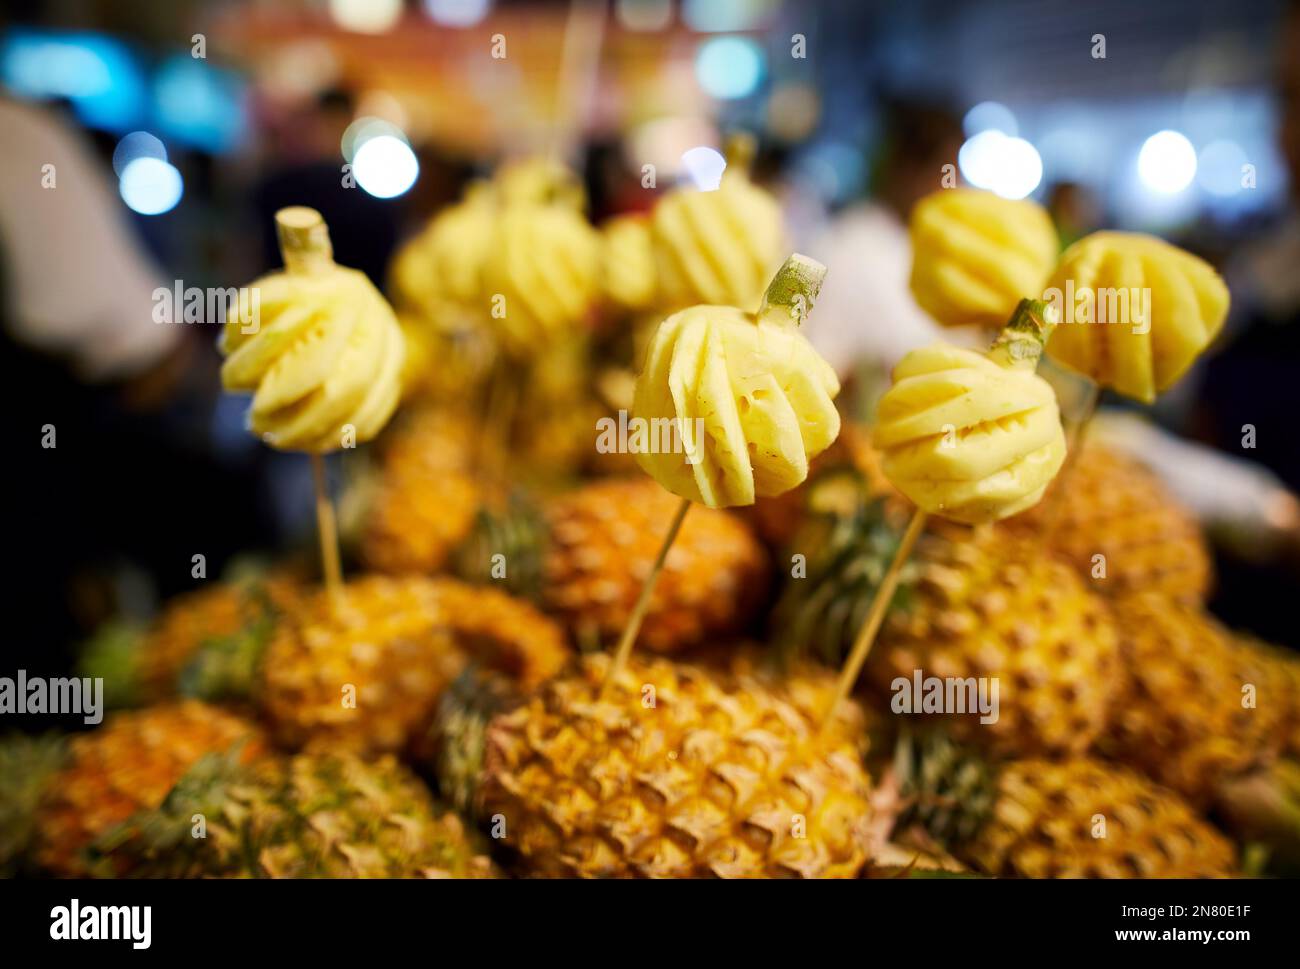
[540,479,768,653]
[1007,443,1211,602]
[97,752,496,878]
[482,654,872,878]
[260,576,462,755]
[360,408,483,575]
[260,576,569,756]
[967,758,1236,878]
[866,524,1121,758]
[1100,593,1285,806]
[34,701,265,876]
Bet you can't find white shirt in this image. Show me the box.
[0,99,178,380]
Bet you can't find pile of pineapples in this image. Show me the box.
[5,413,1299,880]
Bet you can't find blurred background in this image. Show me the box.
[3,0,1299,671]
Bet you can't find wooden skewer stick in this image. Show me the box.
[821,507,927,730]
[275,206,345,608]
[600,497,691,698]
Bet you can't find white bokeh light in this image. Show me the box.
[1197,139,1248,197]
[423,0,492,28]
[679,146,728,191]
[330,0,403,34]
[112,131,167,177]
[119,157,183,215]
[352,135,419,198]
[963,101,1018,138]
[959,131,1042,199]
[1138,130,1197,194]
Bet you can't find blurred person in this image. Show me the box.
[801,96,969,385]
[253,88,400,286]
[0,97,273,668]
[1045,180,1101,249]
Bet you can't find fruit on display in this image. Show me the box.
[908,188,1060,329]
[481,202,602,357]
[389,183,495,324]
[423,668,520,817]
[32,702,266,877]
[600,213,657,312]
[81,575,302,707]
[258,575,568,756]
[1099,593,1286,806]
[93,751,497,878]
[889,731,1236,878]
[874,300,1066,524]
[359,407,484,575]
[493,156,587,209]
[1005,441,1212,602]
[1043,231,1230,403]
[777,491,1121,757]
[0,734,68,877]
[219,208,406,452]
[650,137,786,312]
[481,653,873,878]
[523,477,768,652]
[633,254,841,507]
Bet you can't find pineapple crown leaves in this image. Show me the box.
[177,596,278,703]
[0,733,68,877]
[453,491,548,600]
[772,467,918,669]
[75,620,147,709]
[889,729,998,852]
[427,667,521,817]
[87,745,260,877]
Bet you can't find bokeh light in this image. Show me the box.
[616,0,673,31]
[329,0,403,34]
[963,101,1018,138]
[959,130,1042,199]
[341,116,407,163]
[1197,139,1248,197]
[352,135,420,198]
[680,146,728,191]
[423,0,492,28]
[695,37,764,100]
[1138,130,1197,194]
[111,131,166,177]
[118,157,183,215]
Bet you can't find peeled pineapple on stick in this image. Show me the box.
[821,298,1069,725]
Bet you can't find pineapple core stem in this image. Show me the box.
[601,497,692,697]
[274,207,344,608]
[986,298,1059,370]
[757,254,828,328]
[821,507,928,731]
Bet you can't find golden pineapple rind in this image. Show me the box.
[482,655,872,878]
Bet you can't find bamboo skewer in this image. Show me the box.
[600,497,691,698]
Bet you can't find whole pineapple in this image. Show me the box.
[33,701,265,876]
[459,478,768,654]
[78,575,300,707]
[890,731,1236,878]
[1100,593,1286,806]
[94,751,496,878]
[0,734,68,876]
[481,653,873,878]
[1006,442,1211,602]
[359,407,484,575]
[776,484,1121,758]
[259,576,569,756]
